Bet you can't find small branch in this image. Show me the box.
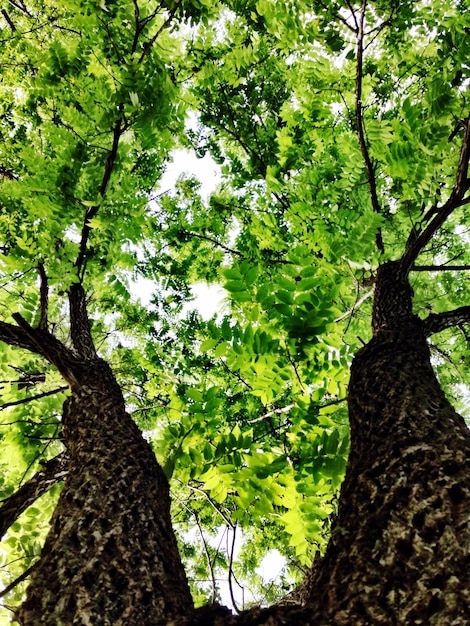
[186,231,244,258]
[423,306,470,337]
[138,2,182,64]
[285,346,304,391]
[354,0,384,254]
[76,113,124,280]
[1,9,16,31]
[316,1,357,33]
[319,396,348,409]
[0,386,68,411]
[0,562,38,599]
[192,508,217,603]
[186,483,235,529]
[227,524,242,614]
[334,288,374,322]
[38,263,48,330]
[0,453,68,539]
[412,264,470,272]
[248,403,295,424]
[220,361,253,390]
[402,114,470,271]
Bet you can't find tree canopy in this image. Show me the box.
[0,0,469,621]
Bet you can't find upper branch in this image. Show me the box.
[68,283,97,360]
[402,114,470,272]
[423,306,470,338]
[0,453,68,539]
[7,315,84,389]
[75,113,124,280]
[354,0,384,254]
[38,262,48,330]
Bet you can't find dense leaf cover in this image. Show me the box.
[0,0,469,618]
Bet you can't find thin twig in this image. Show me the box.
[334,288,374,322]
[227,524,242,614]
[412,264,470,272]
[354,0,384,254]
[186,483,235,528]
[0,562,38,599]
[0,386,68,411]
[248,403,295,424]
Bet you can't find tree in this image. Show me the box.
[0,0,469,624]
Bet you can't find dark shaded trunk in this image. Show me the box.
[301,262,470,623]
[15,358,193,625]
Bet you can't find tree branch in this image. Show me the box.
[0,562,38,600]
[0,320,42,355]
[0,386,68,411]
[0,453,68,539]
[412,264,470,272]
[402,114,470,272]
[423,306,470,337]
[354,0,384,254]
[334,288,374,323]
[75,112,124,280]
[1,9,16,31]
[7,314,83,388]
[68,283,96,360]
[38,263,48,331]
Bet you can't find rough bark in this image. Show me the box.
[3,263,470,625]
[302,261,470,624]
[15,357,193,625]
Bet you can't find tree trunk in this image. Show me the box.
[303,262,470,623]
[15,358,193,625]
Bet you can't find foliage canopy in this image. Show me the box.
[0,0,469,617]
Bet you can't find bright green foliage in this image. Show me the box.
[0,0,469,617]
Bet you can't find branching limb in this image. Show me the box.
[0,453,68,540]
[402,114,470,272]
[423,306,470,337]
[7,314,82,388]
[0,320,41,355]
[354,0,384,254]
